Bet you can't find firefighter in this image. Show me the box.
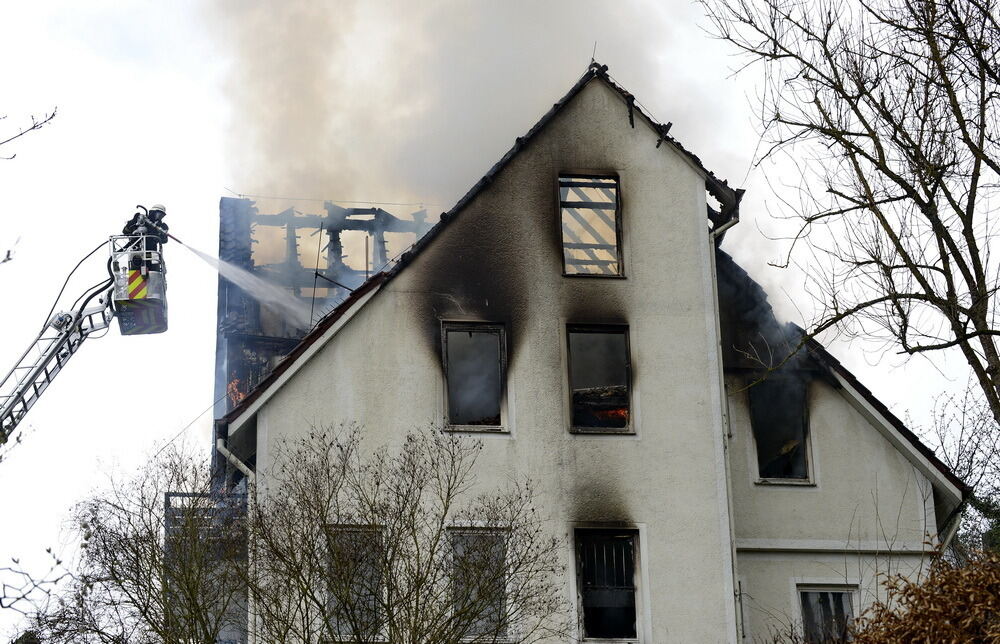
[122,205,168,270]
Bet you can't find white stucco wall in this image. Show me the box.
[726,374,940,639]
[242,78,739,642]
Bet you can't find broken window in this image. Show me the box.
[560,175,622,276]
[568,325,630,430]
[799,588,854,643]
[325,526,383,640]
[576,529,638,640]
[748,375,809,480]
[451,529,507,638]
[443,324,505,427]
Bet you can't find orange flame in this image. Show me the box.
[594,408,629,423]
[227,377,245,405]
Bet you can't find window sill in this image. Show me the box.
[562,272,627,279]
[755,478,816,487]
[443,425,508,434]
[570,427,635,435]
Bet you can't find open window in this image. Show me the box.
[442,323,506,430]
[567,325,631,432]
[798,587,854,643]
[560,175,623,276]
[748,375,809,481]
[325,526,383,640]
[451,529,507,639]
[576,529,638,640]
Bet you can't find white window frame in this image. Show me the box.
[791,581,859,643]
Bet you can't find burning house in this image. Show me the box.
[212,63,968,642]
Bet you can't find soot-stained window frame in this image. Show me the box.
[441,321,508,433]
[567,324,633,435]
[575,527,641,642]
[797,585,856,643]
[747,374,813,485]
[558,173,625,278]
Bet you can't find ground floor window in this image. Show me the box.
[799,586,854,642]
[576,529,638,639]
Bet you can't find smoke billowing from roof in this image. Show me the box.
[207,1,735,209]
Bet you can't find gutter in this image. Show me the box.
[708,183,745,244]
[216,437,255,484]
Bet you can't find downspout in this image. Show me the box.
[938,497,968,552]
[216,437,255,484]
[708,180,744,640]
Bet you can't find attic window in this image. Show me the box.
[443,323,505,429]
[559,175,622,276]
[568,325,630,431]
[748,375,809,480]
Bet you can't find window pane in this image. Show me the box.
[568,328,630,429]
[800,590,854,642]
[748,376,809,479]
[577,530,637,639]
[452,530,507,638]
[560,176,621,276]
[326,527,382,639]
[445,327,503,426]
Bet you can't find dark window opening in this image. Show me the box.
[799,588,854,643]
[748,375,809,479]
[577,529,638,639]
[451,529,507,638]
[325,526,383,639]
[560,175,622,276]
[443,324,505,427]
[568,326,630,430]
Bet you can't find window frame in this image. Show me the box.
[795,584,857,643]
[448,526,510,641]
[557,173,626,279]
[441,321,509,433]
[746,375,814,486]
[574,527,642,643]
[322,524,386,643]
[566,324,633,435]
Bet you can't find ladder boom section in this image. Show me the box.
[0,294,113,443]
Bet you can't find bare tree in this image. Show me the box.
[26,447,247,643]
[20,427,566,643]
[703,0,1000,422]
[245,425,567,644]
[0,110,56,161]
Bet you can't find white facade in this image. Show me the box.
[221,65,966,643]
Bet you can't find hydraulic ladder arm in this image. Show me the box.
[0,291,114,444]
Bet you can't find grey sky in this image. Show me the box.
[0,1,968,635]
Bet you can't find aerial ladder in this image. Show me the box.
[0,205,171,444]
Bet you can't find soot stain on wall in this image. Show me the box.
[410,167,561,372]
[570,483,632,523]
